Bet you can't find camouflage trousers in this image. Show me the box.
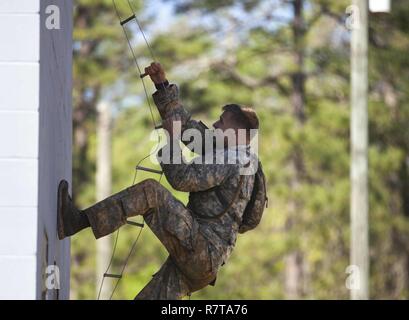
[83,179,217,300]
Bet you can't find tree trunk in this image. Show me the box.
[95,100,113,299]
[350,0,369,300]
[72,6,99,201]
[284,0,308,299]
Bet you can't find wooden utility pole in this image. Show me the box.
[284,0,307,299]
[350,0,369,300]
[96,100,113,299]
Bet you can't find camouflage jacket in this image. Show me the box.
[153,84,257,269]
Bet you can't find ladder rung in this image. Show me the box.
[135,165,163,175]
[120,14,136,25]
[103,273,122,279]
[126,220,144,228]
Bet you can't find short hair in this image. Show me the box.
[222,104,259,130]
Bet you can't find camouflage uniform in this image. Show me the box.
[83,84,257,299]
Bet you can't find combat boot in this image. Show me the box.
[57,180,90,239]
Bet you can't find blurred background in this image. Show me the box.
[70,0,409,299]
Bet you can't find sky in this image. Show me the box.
[142,0,175,37]
[114,0,294,109]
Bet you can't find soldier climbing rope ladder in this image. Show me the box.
[57,62,268,300]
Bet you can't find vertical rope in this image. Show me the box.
[112,0,166,181]
[96,0,165,300]
[109,226,144,299]
[97,229,119,300]
[126,0,157,62]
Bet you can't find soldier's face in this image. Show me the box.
[213,111,244,147]
[212,111,240,132]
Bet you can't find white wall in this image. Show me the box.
[0,0,72,299]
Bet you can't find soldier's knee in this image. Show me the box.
[140,178,168,206]
[140,178,160,188]
[140,178,165,193]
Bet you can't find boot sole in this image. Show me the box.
[57,180,68,240]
